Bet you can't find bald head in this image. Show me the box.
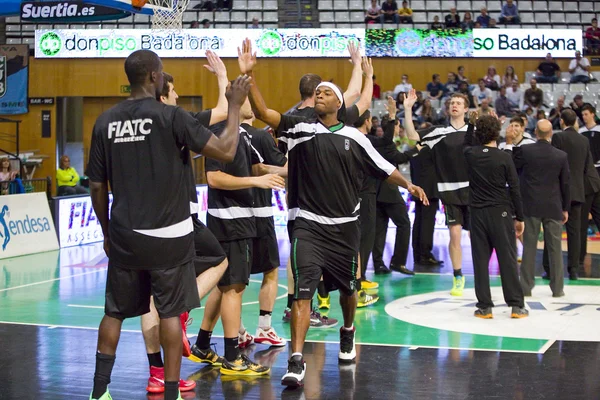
[535,119,553,139]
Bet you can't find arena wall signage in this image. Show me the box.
[0,192,59,259]
[472,28,582,58]
[34,28,365,58]
[21,1,131,22]
[0,45,29,115]
[366,28,474,58]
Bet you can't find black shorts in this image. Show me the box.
[105,260,200,320]
[290,237,358,300]
[444,203,471,230]
[251,231,280,274]
[218,238,252,287]
[193,217,227,276]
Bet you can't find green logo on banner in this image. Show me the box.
[39,32,62,56]
[0,56,6,98]
[120,85,131,94]
[258,31,283,56]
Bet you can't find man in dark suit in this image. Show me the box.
[410,128,443,266]
[542,109,592,280]
[506,119,570,297]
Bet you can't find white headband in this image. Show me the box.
[316,82,343,109]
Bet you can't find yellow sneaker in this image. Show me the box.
[450,276,465,296]
[360,280,379,290]
[357,290,379,308]
[317,293,330,309]
[220,354,270,376]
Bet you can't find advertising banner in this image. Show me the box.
[35,28,365,58]
[366,28,474,57]
[20,1,131,22]
[0,192,59,259]
[473,28,582,58]
[0,44,28,115]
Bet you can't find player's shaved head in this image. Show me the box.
[125,50,162,88]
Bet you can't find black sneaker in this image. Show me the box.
[188,344,225,366]
[474,307,493,319]
[511,306,529,319]
[338,326,356,362]
[374,265,391,275]
[281,355,306,388]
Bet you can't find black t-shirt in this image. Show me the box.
[580,125,600,173]
[187,109,212,215]
[381,1,398,13]
[86,97,213,269]
[277,115,395,251]
[537,61,560,77]
[205,126,262,241]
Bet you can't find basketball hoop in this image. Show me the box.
[140,0,191,30]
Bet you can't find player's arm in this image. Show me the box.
[203,50,229,125]
[402,89,422,144]
[252,162,288,177]
[207,170,285,190]
[238,38,282,130]
[343,41,363,105]
[352,57,374,117]
[86,127,110,254]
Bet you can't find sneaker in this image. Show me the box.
[188,343,225,366]
[254,327,286,347]
[360,279,379,290]
[89,390,112,400]
[310,308,339,328]
[179,312,192,357]
[338,326,356,362]
[317,293,331,309]
[450,275,465,296]
[357,290,379,308]
[238,329,255,349]
[146,366,196,393]
[281,354,306,388]
[220,353,270,376]
[282,307,292,323]
[511,306,529,319]
[474,307,493,319]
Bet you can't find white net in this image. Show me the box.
[148,0,191,30]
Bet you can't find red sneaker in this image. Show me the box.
[146,366,196,393]
[180,311,192,357]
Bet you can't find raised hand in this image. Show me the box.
[347,41,361,65]
[204,50,227,79]
[237,38,257,74]
[384,95,396,115]
[361,57,374,77]
[226,74,252,107]
[403,88,418,109]
[468,110,479,125]
[256,173,285,189]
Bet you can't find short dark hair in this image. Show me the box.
[509,116,524,126]
[299,74,322,100]
[354,110,371,128]
[581,103,596,115]
[593,18,598,23]
[475,115,501,145]
[432,74,439,80]
[450,93,470,108]
[161,72,174,98]
[124,50,161,87]
[561,109,578,127]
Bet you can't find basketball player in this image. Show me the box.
[236,38,428,387]
[86,49,250,400]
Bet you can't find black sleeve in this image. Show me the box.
[511,146,525,171]
[380,144,418,166]
[189,109,212,127]
[560,153,571,211]
[172,107,214,154]
[506,154,524,221]
[86,122,107,182]
[382,119,395,144]
[205,156,225,173]
[343,105,360,126]
[354,135,396,180]
[276,114,308,139]
[551,133,562,150]
[463,123,476,147]
[259,132,287,167]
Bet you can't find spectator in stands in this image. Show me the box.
[381,0,400,23]
[585,18,600,55]
[569,51,591,84]
[398,1,413,23]
[483,66,501,90]
[250,17,260,28]
[435,98,451,125]
[499,0,520,24]
[461,12,474,29]
[548,95,567,130]
[489,18,498,28]
[413,91,424,112]
[570,94,587,122]
[201,18,211,28]
[536,53,561,83]
[365,0,382,23]
[445,72,459,96]
[506,80,525,110]
[416,99,436,128]
[527,109,546,133]
[395,92,407,114]
[445,7,460,28]
[57,155,88,196]
[476,7,491,28]
[472,79,493,108]
[393,74,412,97]
[373,75,381,99]
[495,86,518,117]
[478,99,493,116]
[190,20,200,28]
[474,21,482,28]
[458,81,476,109]
[501,65,518,87]
[457,65,469,83]
[431,15,444,29]
[524,78,544,110]
[371,116,380,135]
[426,74,446,106]
[0,158,17,196]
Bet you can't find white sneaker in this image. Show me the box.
[338,326,356,362]
[281,355,306,388]
[238,329,255,349]
[254,327,286,347]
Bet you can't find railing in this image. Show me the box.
[0,177,52,200]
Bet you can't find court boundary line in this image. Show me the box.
[0,320,555,355]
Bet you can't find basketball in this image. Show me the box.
[131,0,148,8]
